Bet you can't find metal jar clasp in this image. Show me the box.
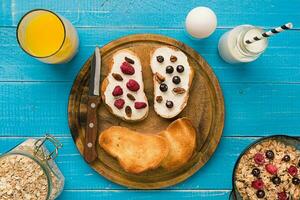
[34,134,63,161]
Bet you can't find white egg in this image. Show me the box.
[185,7,217,39]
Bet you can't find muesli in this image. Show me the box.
[235,140,300,199]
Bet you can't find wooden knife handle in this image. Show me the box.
[84,96,100,163]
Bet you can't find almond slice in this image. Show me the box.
[112,73,123,81]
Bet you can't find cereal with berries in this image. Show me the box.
[235,140,300,200]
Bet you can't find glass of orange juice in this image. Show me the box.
[17,9,79,64]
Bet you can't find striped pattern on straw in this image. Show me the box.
[245,22,293,44]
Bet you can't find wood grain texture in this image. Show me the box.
[84,96,100,163]
[1,0,299,28]
[57,190,231,200]
[1,82,300,137]
[0,28,299,83]
[0,136,261,190]
[1,0,300,198]
[68,34,224,188]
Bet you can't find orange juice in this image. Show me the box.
[17,9,79,64]
[24,11,65,57]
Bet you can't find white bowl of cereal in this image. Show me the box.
[230,135,300,200]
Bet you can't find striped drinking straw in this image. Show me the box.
[245,22,293,44]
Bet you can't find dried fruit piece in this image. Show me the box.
[156,55,164,63]
[125,56,134,64]
[251,179,264,190]
[112,73,123,81]
[265,164,278,175]
[254,153,265,165]
[278,192,288,200]
[256,190,265,198]
[134,102,147,109]
[126,79,140,91]
[114,99,125,109]
[127,93,135,101]
[156,96,163,103]
[112,86,123,96]
[125,106,132,117]
[166,100,173,108]
[170,55,177,62]
[120,61,135,75]
[173,87,186,94]
[155,72,165,83]
[287,165,298,176]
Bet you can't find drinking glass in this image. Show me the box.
[16,9,79,64]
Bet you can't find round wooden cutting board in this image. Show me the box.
[68,34,224,189]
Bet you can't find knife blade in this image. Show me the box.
[84,47,101,163]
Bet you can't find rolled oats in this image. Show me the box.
[0,155,48,200]
[0,137,64,200]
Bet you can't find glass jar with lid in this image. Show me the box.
[0,134,64,200]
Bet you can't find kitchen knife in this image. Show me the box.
[84,47,101,163]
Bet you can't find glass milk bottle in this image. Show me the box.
[218,25,268,64]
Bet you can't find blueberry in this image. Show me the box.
[252,168,260,177]
[176,65,184,73]
[159,83,168,92]
[166,66,174,74]
[166,100,173,108]
[256,190,265,198]
[292,177,300,185]
[282,155,290,162]
[265,150,274,160]
[172,76,181,84]
[156,55,164,63]
[271,176,281,185]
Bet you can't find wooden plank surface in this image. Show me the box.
[57,190,231,200]
[0,0,299,199]
[0,137,257,190]
[0,0,299,28]
[0,28,299,83]
[0,82,300,137]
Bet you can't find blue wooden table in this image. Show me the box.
[0,0,299,199]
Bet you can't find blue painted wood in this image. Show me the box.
[1,0,300,199]
[57,190,230,200]
[0,82,300,137]
[0,28,299,83]
[0,137,256,190]
[0,0,299,28]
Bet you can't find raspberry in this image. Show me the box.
[114,99,125,109]
[126,79,140,91]
[120,61,135,75]
[265,164,278,175]
[254,153,265,165]
[112,86,123,96]
[134,102,147,109]
[278,192,288,200]
[287,165,298,176]
[251,179,264,190]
